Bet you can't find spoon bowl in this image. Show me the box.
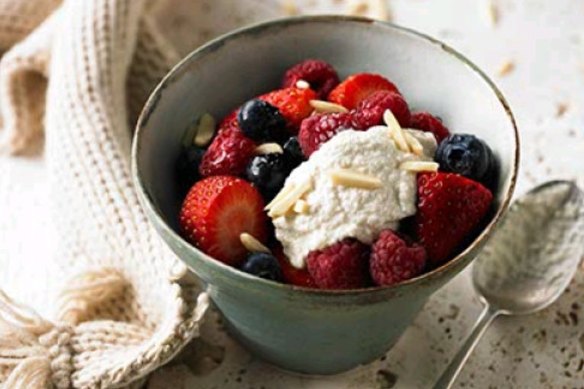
[473,180,584,315]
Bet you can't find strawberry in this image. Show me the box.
[199,126,256,177]
[328,73,400,109]
[415,172,493,265]
[179,176,268,266]
[274,245,316,288]
[261,87,317,130]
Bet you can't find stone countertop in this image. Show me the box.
[1,0,583,388]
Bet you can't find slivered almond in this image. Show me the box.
[281,0,299,15]
[389,126,410,152]
[193,113,216,147]
[329,169,382,189]
[384,110,410,153]
[556,102,569,118]
[296,80,310,89]
[255,143,284,155]
[371,0,392,21]
[497,60,515,77]
[268,180,312,217]
[310,100,349,113]
[240,233,271,254]
[403,132,424,156]
[485,0,499,27]
[383,109,411,153]
[383,109,401,131]
[400,161,439,173]
[347,0,369,16]
[293,199,309,214]
[265,184,295,211]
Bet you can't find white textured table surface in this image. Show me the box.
[2,0,584,388]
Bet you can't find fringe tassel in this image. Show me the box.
[0,290,52,337]
[57,267,127,324]
[3,356,51,389]
[0,268,127,387]
[0,290,53,388]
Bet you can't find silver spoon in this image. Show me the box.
[434,180,584,389]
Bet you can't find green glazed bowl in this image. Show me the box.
[132,16,519,375]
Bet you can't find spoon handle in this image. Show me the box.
[433,305,499,389]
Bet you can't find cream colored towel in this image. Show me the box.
[0,0,209,387]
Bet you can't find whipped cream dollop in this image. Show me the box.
[272,126,437,268]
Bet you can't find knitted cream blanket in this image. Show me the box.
[0,0,209,387]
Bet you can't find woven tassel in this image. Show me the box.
[0,268,128,387]
[0,290,52,338]
[0,290,53,388]
[3,356,51,389]
[57,268,127,324]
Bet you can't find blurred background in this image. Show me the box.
[1,0,583,387]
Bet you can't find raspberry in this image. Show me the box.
[353,91,411,128]
[199,126,256,177]
[306,239,370,289]
[298,112,356,156]
[298,90,410,157]
[282,59,340,99]
[298,91,411,156]
[370,230,427,286]
[410,112,450,143]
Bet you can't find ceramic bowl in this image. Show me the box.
[132,16,519,375]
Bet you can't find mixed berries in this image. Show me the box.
[176,59,498,289]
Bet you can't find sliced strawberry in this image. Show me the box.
[199,126,256,177]
[179,176,268,266]
[327,73,400,109]
[274,245,316,288]
[415,172,493,265]
[261,87,317,131]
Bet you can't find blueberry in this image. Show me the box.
[435,134,497,185]
[283,136,305,169]
[176,145,205,191]
[241,252,283,281]
[237,99,287,141]
[246,153,290,200]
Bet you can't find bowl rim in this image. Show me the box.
[132,15,520,297]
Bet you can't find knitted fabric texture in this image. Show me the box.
[0,0,209,387]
